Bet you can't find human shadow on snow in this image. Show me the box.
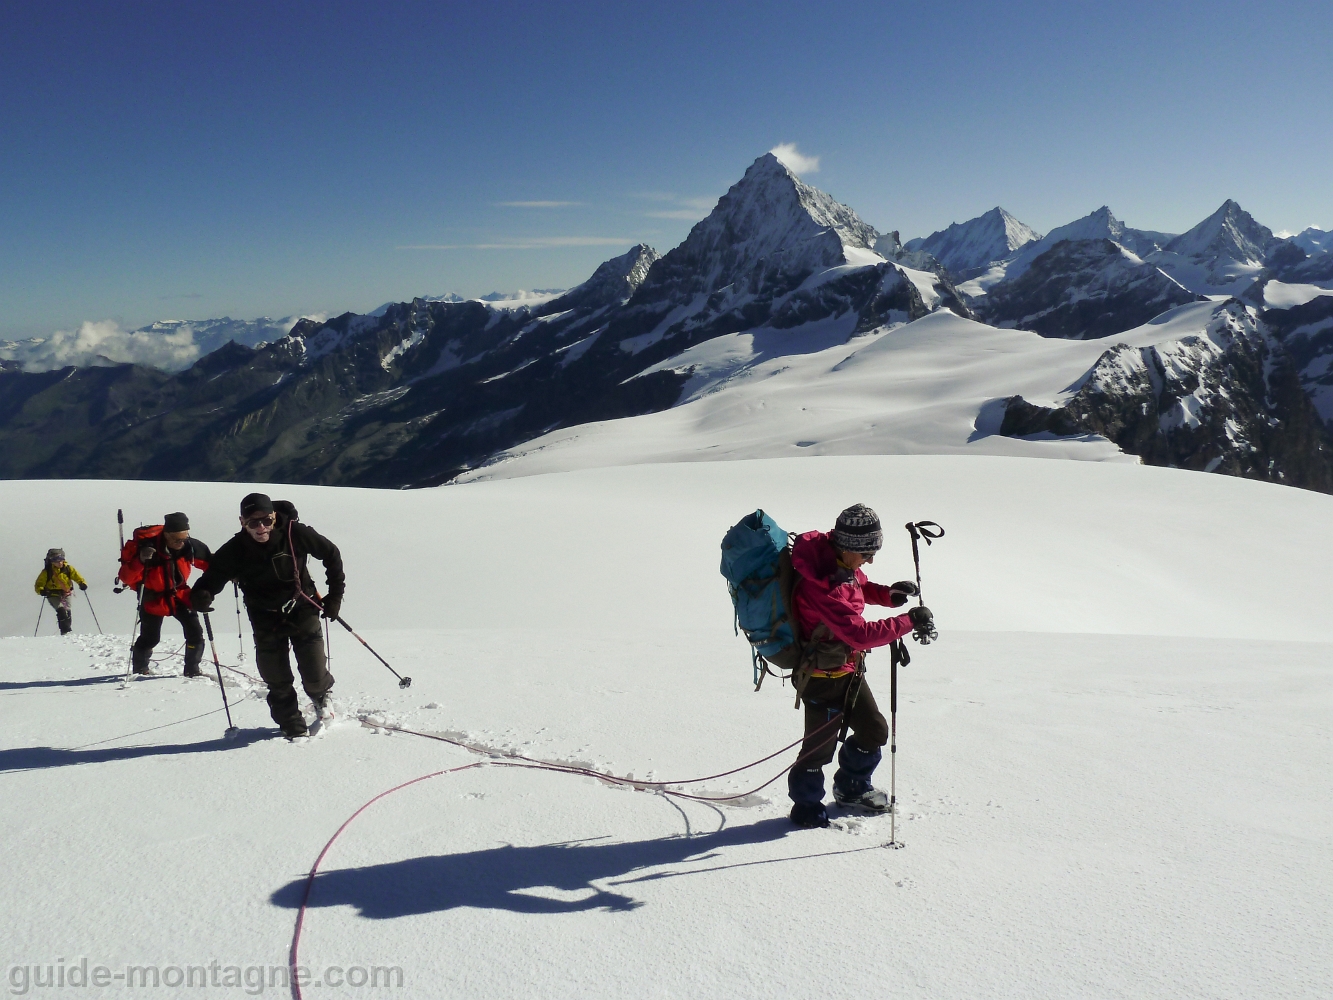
[0,675,125,691]
[0,728,275,772]
[271,817,797,917]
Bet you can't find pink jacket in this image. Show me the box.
[791,530,913,670]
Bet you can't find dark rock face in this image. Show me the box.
[1261,295,1333,434]
[981,239,1203,339]
[0,244,684,487]
[1000,301,1333,492]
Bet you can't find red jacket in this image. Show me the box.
[118,528,211,616]
[791,530,912,673]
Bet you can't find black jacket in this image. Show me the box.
[192,514,344,624]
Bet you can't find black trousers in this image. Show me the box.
[797,674,889,769]
[252,612,334,725]
[134,606,204,672]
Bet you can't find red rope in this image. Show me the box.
[288,761,485,1000]
[289,716,852,993]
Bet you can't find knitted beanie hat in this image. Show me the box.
[163,512,190,532]
[831,504,883,554]
[46,547,65,561]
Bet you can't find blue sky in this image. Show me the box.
[2,0,1330,339]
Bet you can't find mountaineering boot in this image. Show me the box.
[833,786,892,812]
[280,715,308,740]
[183,642,204,678]
[131,645,152,675]
[789,801,830,828]
[788,767,829,827]
[311,687,333,719]
[56,608,73,635]
[833,740,891,812]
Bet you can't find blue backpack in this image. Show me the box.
[720,510,803,690]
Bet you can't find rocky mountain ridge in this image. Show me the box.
[2,156,1330,492]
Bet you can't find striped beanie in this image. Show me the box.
[831,504,882,554]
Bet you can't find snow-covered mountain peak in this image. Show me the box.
[1164,199,1279,265]
[629,153,882,303]
[709,152,880,256]
[549,244,661,311]
[904,206,1042,275]
[1003,206,1172,279]
[1293,227,1332,256]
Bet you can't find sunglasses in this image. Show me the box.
[244,514,276,529]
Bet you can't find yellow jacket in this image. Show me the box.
[34,563,87,595]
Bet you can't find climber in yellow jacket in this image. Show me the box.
[34,547,88,635]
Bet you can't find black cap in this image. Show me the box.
[240,493,274,517]
[164,512,190,532]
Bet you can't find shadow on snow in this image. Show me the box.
[0,728,275,772]
[0,675,126,691]
[270,817,805,917]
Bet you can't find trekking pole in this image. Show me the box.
[232,582,245,661]
[334,616,411,688]
[888,640,904,848]
[122,585,146,683]
[904,521,944,644]
[34,597,46,637]
[84,590,104,634]
[204,614,241,739]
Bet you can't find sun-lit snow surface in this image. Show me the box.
[1262,280,1333,309]
[2,462,1331,999]
[456,300,1257,483]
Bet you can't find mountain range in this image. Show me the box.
[1,153,1330,492]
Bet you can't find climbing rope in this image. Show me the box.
[288,711,858,999]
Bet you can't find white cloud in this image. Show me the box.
[0,315,321,373]
[496,201,582,208]
[770,142,820,175]
[398,237,637,250]
[637,193,719,223]
[1,320,200,372]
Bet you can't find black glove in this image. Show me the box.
[907,605,933,627]
[138,545,156,563]
[887,580,918,607]
[192,588,213,613]
[321,595,342,621]
[78,582,87,591]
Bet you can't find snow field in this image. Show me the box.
[453,301,1271,485]
[2,456,1331,998]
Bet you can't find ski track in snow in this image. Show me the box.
[3,461,1332,999]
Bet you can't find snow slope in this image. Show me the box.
[1262,280,1333,309]
[456,301,1253,483]
[3,462,1331,1000]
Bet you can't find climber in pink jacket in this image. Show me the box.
[786,504,934,828]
